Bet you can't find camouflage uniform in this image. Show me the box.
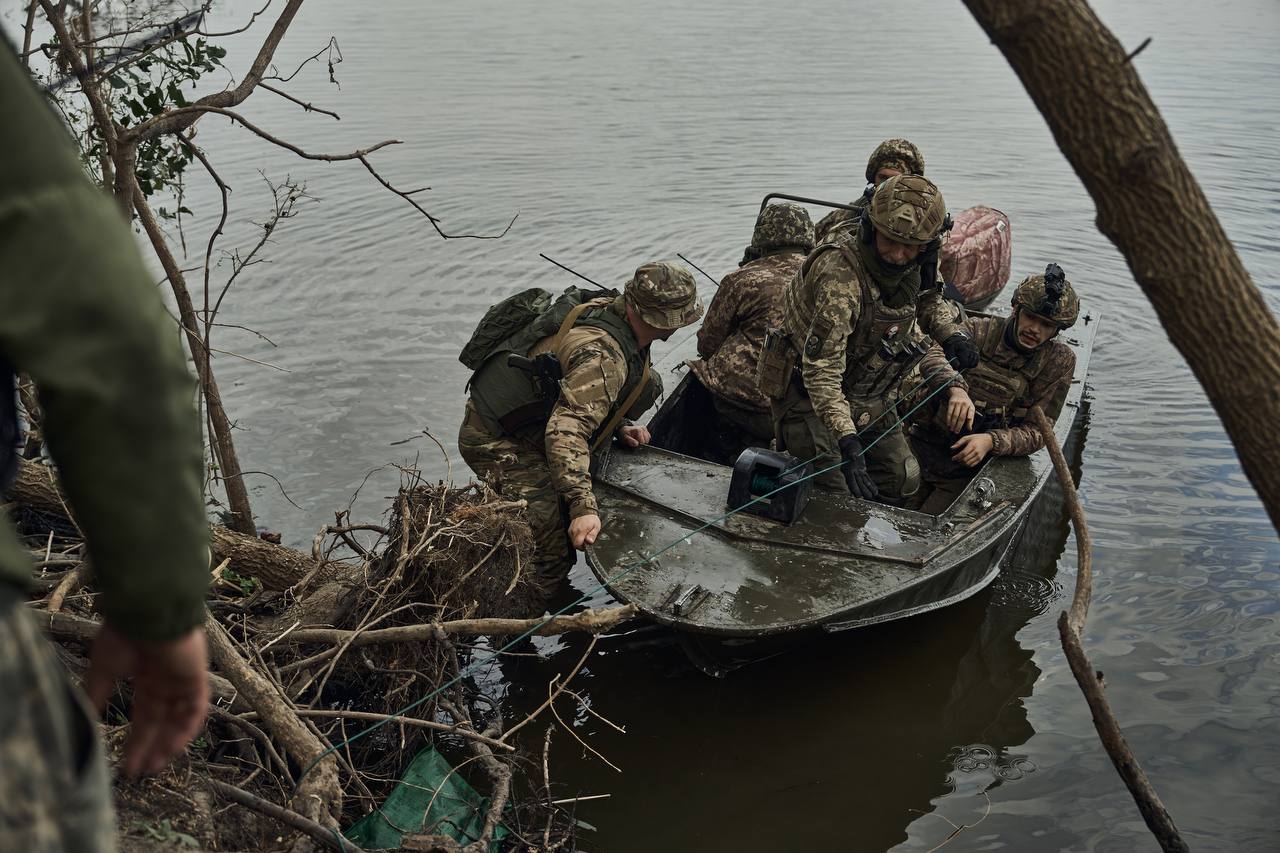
[768,229,965,499]
[688,203,813,445]
[909,284,1079,513]
[1,43,209,852]
[459,263,701,594]
[814,138,925,244]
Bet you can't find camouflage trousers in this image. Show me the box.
[0,584,115,853]
[906,428,977,514]
[710,394,774,450]
[771,386,921,502]
[458,401,574,596]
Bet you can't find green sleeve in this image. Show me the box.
[0,44,209,642]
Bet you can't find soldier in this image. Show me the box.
[688,202,815,450]
[1,43,210,851]
[757,174,975,504]
[458,261,703,598]
[814,137,926,245]
[813,138,979,371]
[907,264,1080,514]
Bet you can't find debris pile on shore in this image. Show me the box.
[8,458,629,851]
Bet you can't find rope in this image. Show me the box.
[295,366,962,788]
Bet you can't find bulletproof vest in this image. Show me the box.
[962,317,1051,425]
[793,242,922,404]
[468,296,648,446]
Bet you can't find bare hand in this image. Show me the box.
[951,432,994,468]
[617,424,651,448]
[84,624,209,777]
[945,387,976,433]
[569,513,602,549]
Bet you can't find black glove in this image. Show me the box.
[942,331,980,371]
[837,433,879,500]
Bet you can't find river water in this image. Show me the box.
[13,0,1280,848]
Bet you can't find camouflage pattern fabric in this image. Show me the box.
[0,594,114,853]
[750,202,815,253]
[624,261,703,330]
[459,299,671,591]
[813,195,867,246]
[771,387,921,500]
[458,401,573,592]
[866,174,947,246]
[907,315,1077,511]
[964,316,1076,457]
[779,231,965,439]
[1012,265,1080,329]
[865,138,925,183]
[689,251,804,412]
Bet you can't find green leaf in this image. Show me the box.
[207,45,227,60]
[107,75,127,90]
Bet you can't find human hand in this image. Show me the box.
[837,433,878,500]
[942,331,979,371]
[569,513,602,549]
[617,424,651,448]
[945,387,976,433]
[951,432,994,468]
[84,623,209,777]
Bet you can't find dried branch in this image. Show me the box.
[1031,406,1188,852]
[207,779,362,853]
[283,606,636,647]
[258,81,341,120]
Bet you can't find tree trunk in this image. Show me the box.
[10,458,322,591]
[129,177,258,535]
[960,0,1280,533]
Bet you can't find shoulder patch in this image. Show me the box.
[805,333,822,359]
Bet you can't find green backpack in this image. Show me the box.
[458,287,554,371]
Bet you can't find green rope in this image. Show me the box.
[294,367,962,790]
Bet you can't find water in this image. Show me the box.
[11,0,1280,848]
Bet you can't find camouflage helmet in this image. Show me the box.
[865,138,925,183]
[752,202,815,253]
[625,261,704,330]
[1012,263,1080,329]
[866,174,948,246]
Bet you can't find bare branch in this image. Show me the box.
[263,35,341,84]
[156,105,399,160]
[257,81,341,120]
[120,0,305,144]
[360,156,519,240]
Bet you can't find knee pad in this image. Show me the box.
[900,456,922,498]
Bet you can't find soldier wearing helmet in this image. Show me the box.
[688,203,815,453]
[906,263,1080,514]
[459,261,703,596]
[814,138,926,245]
[758,175,970,504]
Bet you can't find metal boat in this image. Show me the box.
[584,310,1097,661]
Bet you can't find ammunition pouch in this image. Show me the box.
[757,328,797,400]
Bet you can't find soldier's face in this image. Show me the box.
[1015,309,1058,349]
[873,229,922,267]
[873,167,902,185]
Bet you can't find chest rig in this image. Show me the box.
[822,244,925,404]
[963,318,1051,426]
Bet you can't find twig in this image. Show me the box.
[500,636,598,744]
[237,708,515,752]
[46,564,87,613]
[157,106,398,161]
[282,605,637,647]
[208,705,295,787]
[258,81,341,119]
[549,676,621,774]
[207,779,362,853]
[1030,406,1188,853]
[359,157,519,240]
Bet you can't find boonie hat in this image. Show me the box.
[625,261,703,330]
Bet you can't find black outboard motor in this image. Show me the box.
[727,447,812,525]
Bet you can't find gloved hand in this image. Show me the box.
[837,433,879,500]
[942,331,980,371]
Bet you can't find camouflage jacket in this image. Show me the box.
[963,316,1077,456]
[689,250,803,411]
[781,232,965,438]
[813,196,867,246]
[529,301,637,519]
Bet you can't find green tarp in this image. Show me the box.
[344,747,508,851]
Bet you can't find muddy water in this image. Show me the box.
[16,0,1280,847]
